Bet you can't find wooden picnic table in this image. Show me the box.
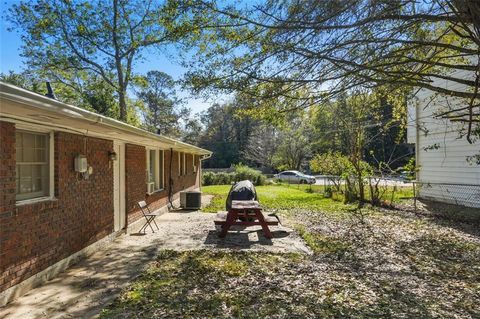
[214,200,278,238]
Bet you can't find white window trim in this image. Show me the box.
[15,130,55,205]
[183,152,186,176]
[159,150,164,190]
[178,151,186,176]
[192,154,196,173]
[146,148,165,193]
[16,195,56,206]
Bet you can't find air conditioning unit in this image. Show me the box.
[180,190,202,209]
[147,182,155,194]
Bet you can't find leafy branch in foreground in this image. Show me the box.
[181,0,480,142]
[8,0,206,122]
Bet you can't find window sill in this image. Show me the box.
[16,196,57,207]
[146,188,166,195]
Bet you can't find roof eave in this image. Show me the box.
[0,81,212,156]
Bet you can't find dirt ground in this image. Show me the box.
[99,197,480,318]
[0,195,310,319]
[140,210,310,254]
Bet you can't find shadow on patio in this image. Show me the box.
[0,198,310,319]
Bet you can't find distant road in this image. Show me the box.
[314,175,412,187]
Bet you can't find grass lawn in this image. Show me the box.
[200,184,357,214]
[201,184,413,214]
[101,185,480,318]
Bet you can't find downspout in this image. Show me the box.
[198,153,212,192]
[199,156,202,192]
[168,148,176,209]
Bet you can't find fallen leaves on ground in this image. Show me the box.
[101,198,480,319]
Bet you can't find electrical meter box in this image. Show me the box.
[74,155,88,173]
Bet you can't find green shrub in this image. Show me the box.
[202,171,235,186]
[323,186,333,198]
[202,171,215,186]
[217,172,234,185]
[311,152,373,204]
[201,165,267,186]
[255,174,267,186]
[233,164,266,186]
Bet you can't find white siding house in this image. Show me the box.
[407,69,480,208]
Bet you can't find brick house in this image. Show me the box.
[0,82,211,305]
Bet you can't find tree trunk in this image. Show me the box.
[112,0,127,122]
[118,89,127,122]
[358,171,365,203]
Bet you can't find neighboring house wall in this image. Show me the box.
[0,125,114,293]
[408,69,480,207]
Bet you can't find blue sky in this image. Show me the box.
[0,0,216,114]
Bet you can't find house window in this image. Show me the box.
[146,149,164,192]
[147,150,157,186]
[16,130,51,201]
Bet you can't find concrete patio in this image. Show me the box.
[0,198,310,318]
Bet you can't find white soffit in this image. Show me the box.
[0,82,212,155]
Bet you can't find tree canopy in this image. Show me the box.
[8,0,198,122]
[182,0,480,142]
[138,71,189,138]
[3,0,478,168]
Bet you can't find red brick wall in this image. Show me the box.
[0,122,16,290]
[0,125,114,293]
[125,148,201,224]
[173,151,200,194]
[0,120,203,294]
[125,144,146,224]
[53,132,113,250]
[0,122,16,214]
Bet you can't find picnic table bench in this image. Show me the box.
[214,200,278,238]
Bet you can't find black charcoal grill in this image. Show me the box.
[226,180,258,210]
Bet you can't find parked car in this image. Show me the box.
[274,171,316,184]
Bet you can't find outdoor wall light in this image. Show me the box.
[108,151,117,161]
[74,154,93,180]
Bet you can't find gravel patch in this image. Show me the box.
[148,211,311,254]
